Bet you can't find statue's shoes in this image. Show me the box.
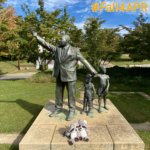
[67,111,75,121]
[49,108,62,117]
[104,106,109,110]
[81,110,86,114]
[87,111,93,116]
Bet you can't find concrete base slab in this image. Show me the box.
[19,95,145,150]
[19,125,55,150]
[51,125,113,150]
[107,125,144,150]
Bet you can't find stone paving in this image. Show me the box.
[0,91,150,145]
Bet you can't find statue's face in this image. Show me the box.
[85,76,91,83]
[100,65,106,74]
[59,36,68,46]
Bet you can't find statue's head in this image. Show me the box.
[85,74,92,83]
[99,65,106,74]
[59,35,70,46]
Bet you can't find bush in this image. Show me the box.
[77,66,150,87]
[0,57,3,61]
[26,70,56,83]
[107,66,150,87]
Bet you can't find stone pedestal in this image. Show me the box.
[19,92,145,150]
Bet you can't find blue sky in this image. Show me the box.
[3,0,150,36]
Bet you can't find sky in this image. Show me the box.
[3,0,150,36]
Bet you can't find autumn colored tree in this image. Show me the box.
[0,0,18,60]
[119,13,150,61]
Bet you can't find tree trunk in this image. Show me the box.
[18,58,20,70]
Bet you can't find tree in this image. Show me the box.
[119,13,150,61]
[0,0,18,61]
[20,1,80,71]
[81,17,122,70]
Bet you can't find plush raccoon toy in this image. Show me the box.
[64,121,79,145]
[78,120,90,141]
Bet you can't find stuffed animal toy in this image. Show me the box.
[78,120,90,141]
[64,121,79,145]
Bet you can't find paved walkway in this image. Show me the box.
[121,64,150,68]
[1,91,150,145]
[0,72,37,80]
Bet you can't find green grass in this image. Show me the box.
[107,93,150,123]
[0,79,81,134]
[0,144,19,150]
[136,131,150,150]
[111,55,150,66]
[0,61,36,75]
[0,61,17,74]
[26,70,55,83]
[109,83,150,96]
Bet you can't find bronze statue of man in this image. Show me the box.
[30,30,97,120]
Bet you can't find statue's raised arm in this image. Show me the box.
[30,28,56,53]
[77,49,98,75]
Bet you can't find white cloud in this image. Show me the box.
[74,21,85,30]
[86,0,91,5]
[5,0,28,6]
[76,7,89,13]
[5,0,80,11]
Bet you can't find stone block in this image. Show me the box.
[107,125,145,150]
[19,125,55,150]
[51,125,113,150]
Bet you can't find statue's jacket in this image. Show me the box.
[36,36,97,82]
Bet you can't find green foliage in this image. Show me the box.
[0,0,20,60]
[76,63,79,69]
[0,57,3,61]
[107,66,150,87]
[81,16,122,70]
[119,13,150,62]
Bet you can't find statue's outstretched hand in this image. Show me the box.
[32,30,37,37]
[30,28,37,37]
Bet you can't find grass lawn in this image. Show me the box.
[0,61,37,75]
[111,55,150,66]
[109,83,150,96]
[0,78,150,149]
[107,93,150,123]
[0,79,81,134]
[0,79,150,134]
[0,144,19,150]
[136,131,150,150]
